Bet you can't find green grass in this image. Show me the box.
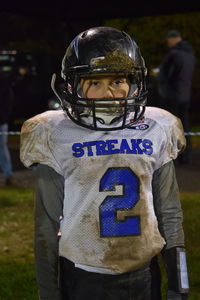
[0,188,199,299]
[181,193,200,299]
[0,187,37,300]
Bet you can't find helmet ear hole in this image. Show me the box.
[81,32,87,39]
[122,31,129,38]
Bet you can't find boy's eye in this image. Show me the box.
[112,79,127,87]
[89,80,99,86]
[114,80,123,85]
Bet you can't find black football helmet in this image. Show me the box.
[51,26,148,131]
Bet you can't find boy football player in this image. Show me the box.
[20,26,189,300]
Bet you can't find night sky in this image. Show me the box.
[1,1,200,21]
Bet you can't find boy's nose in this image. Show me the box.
[102,87,114,98]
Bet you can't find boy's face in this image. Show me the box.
[81,75,130,99]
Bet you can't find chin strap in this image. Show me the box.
[162,247,189,299]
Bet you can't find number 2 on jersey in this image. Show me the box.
[99,167,140,237]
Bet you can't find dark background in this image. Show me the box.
[1,1,200,128]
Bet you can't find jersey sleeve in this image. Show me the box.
[155,112,186,169]
[20,114,63,176]
[167,115,186,160]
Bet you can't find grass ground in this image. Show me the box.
[0,187,199,299]
[0,187,37,300]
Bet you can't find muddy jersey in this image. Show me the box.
[20,107,185,274]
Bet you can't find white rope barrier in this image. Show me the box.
[0,131,21,135]
[0,131,200,136]
[184,132,200,136]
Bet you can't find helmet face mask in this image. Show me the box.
[52,27,147,131]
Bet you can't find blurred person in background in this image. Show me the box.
[151,30,195,165]
[0,72,16,185]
